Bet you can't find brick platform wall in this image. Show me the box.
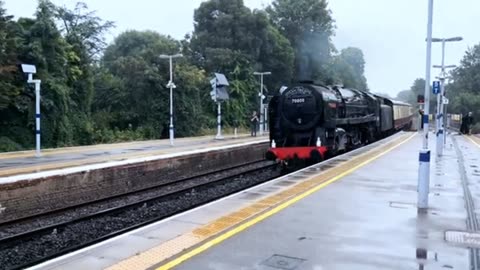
[0,142,268,223]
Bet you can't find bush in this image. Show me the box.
[472,123,480,134]
[0,137,24,152]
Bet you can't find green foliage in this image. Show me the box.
[191,0,294,88]
[472,123,480,134]
[0,1,22,111]
[0,0,372,151]
[396,78,435,110]
[396,90,413,103]
[332,47,367,90]
[267,0,335,81]
[0,136,23,152]
[447,44,480,120]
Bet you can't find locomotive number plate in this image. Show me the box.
[291,98,305,104]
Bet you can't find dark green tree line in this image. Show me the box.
[397,42,480,132]
[0,0,370,151]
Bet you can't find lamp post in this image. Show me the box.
[21,64,42,157]
[431,36,462,156]
[253,71,271,136]
[159,54,183,146]
[417,0,434,211]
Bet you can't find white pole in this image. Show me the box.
[259,74,264,136]
[437,79,445,156]
[418,0,434,210]
[436,41,446,156]
[35,81,41,157]
[264,105,268,132]
[436,89,440,133]
[215,102,223,139]
[169,56,174,146]
[444,103,448,144]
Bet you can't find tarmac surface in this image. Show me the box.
[174,134,474,270]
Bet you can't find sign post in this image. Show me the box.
[432,81,441,94]
[433,80,441,145]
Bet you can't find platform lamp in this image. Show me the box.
[433,67,455,147]
[253,71,271,136]
[431,36,462,156]
[21,64,42,157]
[159,54,183,146]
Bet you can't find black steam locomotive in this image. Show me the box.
[266,81,413,165]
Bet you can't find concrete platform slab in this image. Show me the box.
[29,133,412,270]
[0,134,267,178]
[0,135,268,223]
[171,134,474,270]
[29,132,480,270]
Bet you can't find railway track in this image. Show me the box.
[0,160,271,234]
[0,160,279,270]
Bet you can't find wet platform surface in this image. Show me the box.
[173,134,476,270]
[0,134,266,178]
[28,132,480,270]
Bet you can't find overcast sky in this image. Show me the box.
[4,0,479,96]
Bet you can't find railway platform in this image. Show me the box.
[0,134,268,225]
[0,134,266,178]
[29,131,480,270]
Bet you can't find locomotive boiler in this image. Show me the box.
[266,81,412,166]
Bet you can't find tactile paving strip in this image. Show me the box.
[445,230,480,247]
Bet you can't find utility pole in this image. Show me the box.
[253,71,271,136]
[417,0,434,211]
[159,54,183,146]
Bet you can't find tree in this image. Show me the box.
[255,11,294,89]
[54,2,114,143]
[14,0,75,147]
[0,0,22,111]
[331,47,368,90]
[190,0,294,125]
[396,90,413,103]
[56,2,114,60]
[99,30,208,138]
[267,0,335,81]
[191,0,294,83]
[0,0,115,149]
[398,78,435,110]
[0,0,378,150]
[447,43,480,118]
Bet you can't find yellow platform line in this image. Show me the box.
[0,134,256,160]
[0,137,264,177]
[465,135,480,148]
[105,133,415,270]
